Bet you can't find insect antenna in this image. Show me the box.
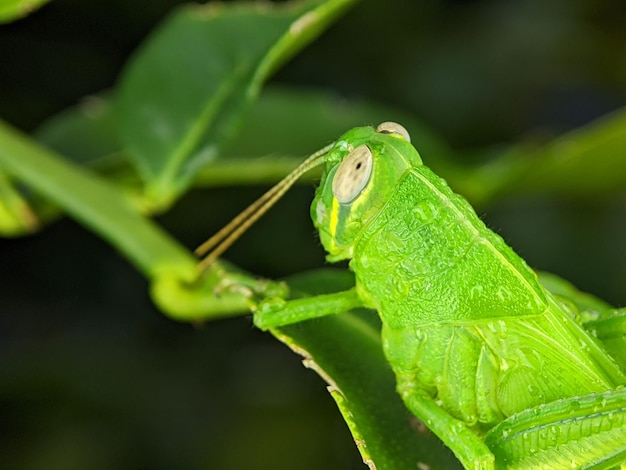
[196,143,333,271]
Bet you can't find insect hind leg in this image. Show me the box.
[485,388,626,469]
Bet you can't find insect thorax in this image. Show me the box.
[350,165,548,330]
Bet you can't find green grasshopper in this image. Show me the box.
[197,122,626,469]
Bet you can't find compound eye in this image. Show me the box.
[376,121,411,142]
[332,144,373,204]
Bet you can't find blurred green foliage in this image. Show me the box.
[0,0,50,23]
[1,0,626,469]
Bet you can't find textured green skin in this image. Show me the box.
[256,126,626,469]
[336,163,624,421]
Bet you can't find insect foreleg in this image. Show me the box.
[401,392,495,470]
[485,387,626,469]
[253,288,363,330]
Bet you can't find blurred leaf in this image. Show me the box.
[223,86,451,161]
[508,108,626,198]
[0,168,38,236]
[33,84,450,190]
[272,270,461,470]
[116,0,358,206]
[453,107,626,206]
[35,94,121,167]
[0,0,49,23]
[33,93,144,206]
[195,85,452,186]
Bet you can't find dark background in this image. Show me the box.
[1,0,626,469]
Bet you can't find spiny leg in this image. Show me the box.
[485,388,626,469]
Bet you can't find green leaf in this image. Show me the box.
[273,270,461,470]
[31,85,447,189]
[0,0,50,23]
[0,118,254,320]
[116,0,358,206]
[223,86,451,162]
[35,94,121,168]
[453,107,626,205]
[194,85,452,186]
[33,93,144,205]
[508,108,626,198]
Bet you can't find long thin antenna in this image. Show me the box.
[196,143,333,271]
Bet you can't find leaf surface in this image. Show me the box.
[116,0,357,205]
[273,270,461,470]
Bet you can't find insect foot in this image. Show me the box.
[214,276,288,304]
[252,297,288,330]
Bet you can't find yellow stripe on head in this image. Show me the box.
[329,197,340,241]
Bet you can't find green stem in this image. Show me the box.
[0,119,251,319]
[0,119,189,277]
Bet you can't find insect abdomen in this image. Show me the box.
[385,307,622,428]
